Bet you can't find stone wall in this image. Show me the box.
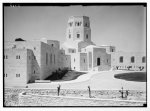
[18,93,145,106]
[4,49,28,86]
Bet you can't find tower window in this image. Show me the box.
[131,56,135,63]
[112,49,114,52]
[74,58,75,62]
[77,34,80,38]
[51,44,54,47]
[97,58,100,66]
[119,56,123,63]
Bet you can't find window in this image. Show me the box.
[69,22,73,27]
[51,44,54,47]
[142,56,146,63]
[85,23,88,27]
[34,47,36,50]
[4,55,8,59]
[16,74,20,77]
[50,54,52,63]
[77,22,80,26]
[97,58,100,66]
[54,54,55,64]
[119,56,123,63]
[77,34,80,38]
[34,70,35,74]
[131,56,135,63]
[46,53,48,65]
[69,34,71,38]
[86,34,88,39]
[16,55,20,59]
[4,73,7,77]
[107,59,109,63]
[29,56,30,60]
[84,59,85,63]
[74,58,75,62]
[112,49,114,52]
[74,67,75,69]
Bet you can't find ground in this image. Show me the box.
[27,70,146,91]
[5,70,146,106]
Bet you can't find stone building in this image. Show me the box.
[4,39,70,86]
[62,16,112,71]
[4,48,39,86]
[4,15,146,86]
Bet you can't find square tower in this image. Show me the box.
[66,16,91,43]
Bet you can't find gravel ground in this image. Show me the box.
[4,88,146,106]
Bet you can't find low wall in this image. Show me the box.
[4,88,146,106]
[19,93,145,106]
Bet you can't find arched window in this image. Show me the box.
[131,56,135,63]
[142,56,146,63]
[97,58,100,66]
[119,56,123,63]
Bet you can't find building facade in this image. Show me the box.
[4,16,146,86]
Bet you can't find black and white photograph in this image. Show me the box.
[3,2,147,107]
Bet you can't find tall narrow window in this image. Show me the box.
[84,59,85,63]
[50,54,52,64]
[131,56,135,63]
[97,58,100,66]
[112,49,114,52]
[54,54,55,64]
[46,53,48,65]
[74,58,75,62]
[77,34,80,38]
[142,56,146,63]
[86,34,88,39]
[69,34,71,38]
[119,56,123,63]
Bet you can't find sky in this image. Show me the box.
[4,5,146,52]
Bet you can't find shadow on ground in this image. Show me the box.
[46,71,86,82]
[114,72,146,82]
